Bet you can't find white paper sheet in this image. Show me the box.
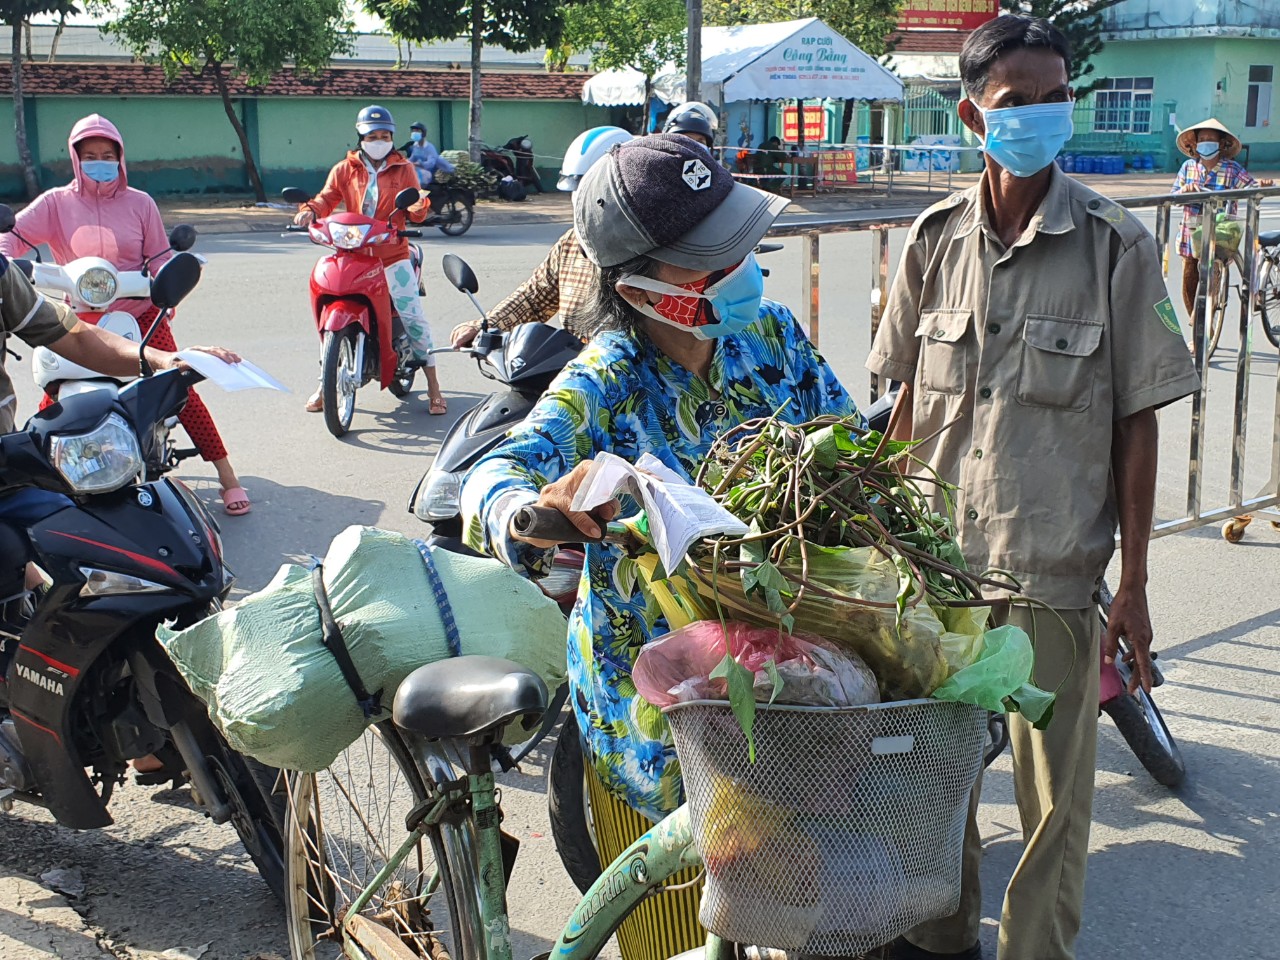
[571,451,747,573]
[177,351,291,393]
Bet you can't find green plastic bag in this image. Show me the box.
[1191,213,1242,261]
[930,624,1056,728]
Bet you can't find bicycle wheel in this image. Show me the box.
[283,723,463,960]
[1204,256,1231,360]
[1259,257,1280,349]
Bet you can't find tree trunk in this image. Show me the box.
[48,12,66,62]
[12,21,39,199]
[841,99,855,144]
[468,0,483,163]
[685,0,702,102]
[23,19,31,62]
[210,61,266,202]
[644,75,653,133]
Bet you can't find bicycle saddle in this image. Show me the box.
[393,655,548,741]
[1258,229,1280,248]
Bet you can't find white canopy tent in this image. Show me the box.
[581,18,904,108]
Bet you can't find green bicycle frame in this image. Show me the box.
[339,755,731,960]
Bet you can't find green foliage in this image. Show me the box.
[440,151,499,194]
[364,0,566,55]
[560,0,686,79]
[0,0,76,26]
[706,0,904,58]
[1000,0,1125,94]
[100,0,355,84]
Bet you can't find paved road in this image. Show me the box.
[3,209,1279,959]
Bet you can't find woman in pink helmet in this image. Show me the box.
[0,114,249,516]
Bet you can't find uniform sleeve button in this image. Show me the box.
[1056,338,1069,349]
[1087,199,1101,210]
[966,508,979,521]
[979,387,992,399]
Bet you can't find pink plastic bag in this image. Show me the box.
[633,620,880,709]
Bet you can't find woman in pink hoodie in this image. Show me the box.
[0,115,249,515]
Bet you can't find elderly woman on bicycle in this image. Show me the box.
[461,135,859,816]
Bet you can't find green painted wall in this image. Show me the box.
[0,93,611,198]
[1083,36,1280,170]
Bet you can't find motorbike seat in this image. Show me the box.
[393,655,548,741]
[1259,230,1280,249]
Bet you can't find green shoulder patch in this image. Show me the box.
[1154,297,1181,335]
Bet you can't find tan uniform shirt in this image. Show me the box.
[867,167,1200,608]
[1,262,77,434]
[484,229,597,339]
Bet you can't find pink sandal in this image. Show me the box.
[220,486,252,516]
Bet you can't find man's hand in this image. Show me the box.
[450,322,481,348]
[151,345,243,371]
[511,460,618,548]
[294,208,316,227]
[1104,584,1155,694]
[1261,178,1276,188]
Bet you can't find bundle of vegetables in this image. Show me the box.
[643,414,1053,723]
[1191,212,1243,261]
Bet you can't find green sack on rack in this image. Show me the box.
[1190,213,1243,260]
[931,624,1056,728]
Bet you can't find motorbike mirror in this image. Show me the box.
[0,204,14,234]
[394,187,420,211]
[281,186,311,204]
[442,254,479,294]
[168,224,197,252]
[150,252,202,310]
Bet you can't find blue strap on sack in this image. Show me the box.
[413,539,462,658]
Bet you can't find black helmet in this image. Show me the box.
[356,105,396,137]
[410,121,427,132]
[663,102,718,145]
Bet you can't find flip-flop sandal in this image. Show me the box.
[221,486,252,516]
[305,393,323,413]
[430,396,448,416]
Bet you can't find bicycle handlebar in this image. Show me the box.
[512,505,609,545]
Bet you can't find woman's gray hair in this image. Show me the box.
[583,253,662,336]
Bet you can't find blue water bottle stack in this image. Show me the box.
[1060,153,1157,174]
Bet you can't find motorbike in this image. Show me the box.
[407,254,585,604]
[13,222,204,477]
[421,180,475,237]
[481,135,543,194]
[282,185,426,439]
[0,250,287,900]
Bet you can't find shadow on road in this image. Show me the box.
[338,389,485,454]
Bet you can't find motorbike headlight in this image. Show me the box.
[76,266,118,307]
[415,470,462,521]
[49,413,143,494]
[329,222,371,250]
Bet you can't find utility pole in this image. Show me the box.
[686,0,702,102]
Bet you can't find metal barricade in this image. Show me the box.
[765,185,1280,540]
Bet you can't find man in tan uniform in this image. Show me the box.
[867,17,1200,960]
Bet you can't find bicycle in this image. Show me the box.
[1256,229,1280,350]
[1195,230,1280,359]
[1191,248,1245,361]
[282,509,991,960]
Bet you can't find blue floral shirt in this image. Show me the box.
[461,301,858,820]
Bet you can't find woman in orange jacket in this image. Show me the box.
[294,105,448,415]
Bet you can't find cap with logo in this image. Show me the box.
[573,133,789,271]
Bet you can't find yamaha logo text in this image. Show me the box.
[16,662,66,696]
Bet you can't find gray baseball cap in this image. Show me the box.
[573,133,789,270]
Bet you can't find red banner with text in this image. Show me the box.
[898,0,998,32]
[782,105,829,143]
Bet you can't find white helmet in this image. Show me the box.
[558,126,634,191]
[33,311,142,392]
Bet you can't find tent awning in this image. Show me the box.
[581,18,904,107]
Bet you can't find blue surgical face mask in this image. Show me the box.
[977,100,1075,178]
[1195,140,1220,159]
[621,254,765,340]
[411,130,424,142]
[81,160,120,183]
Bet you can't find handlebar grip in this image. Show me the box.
[399,230,424,238]
[285,225,307,232]
[512,505,601,545]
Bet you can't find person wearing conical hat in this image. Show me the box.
[1171,118,1273,319]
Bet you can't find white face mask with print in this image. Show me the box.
[362,140,394,161]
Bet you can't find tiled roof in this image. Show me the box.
[889,30,969,54]
[0,62,590,100]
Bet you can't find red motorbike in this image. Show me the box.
[283,186,425,438]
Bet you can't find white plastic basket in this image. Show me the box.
[666,698,987,956]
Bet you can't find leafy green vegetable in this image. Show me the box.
[710,652,758,761]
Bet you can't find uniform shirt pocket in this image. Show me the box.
[1016,315,1104,412]
[915,308,972,396]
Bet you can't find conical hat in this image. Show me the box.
[1177,118,1241,159]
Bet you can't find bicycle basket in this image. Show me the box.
[666,699,987,956]
[1191,215,1243,261]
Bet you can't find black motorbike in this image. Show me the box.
[408,254,584,600]
[481,136,544,194]
[0,253,286,900]
[422,181,475,237]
